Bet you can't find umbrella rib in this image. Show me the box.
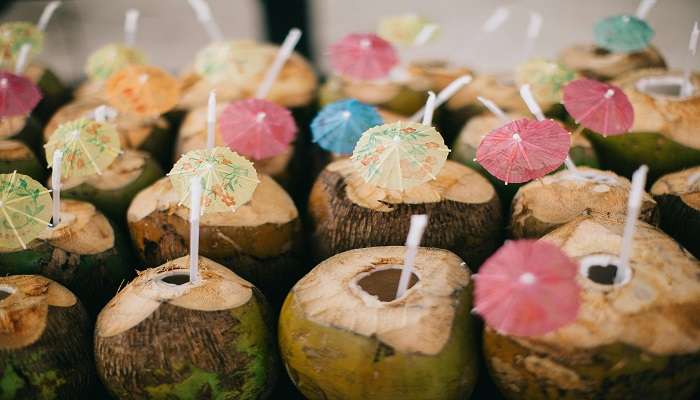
[212,166,260,183]
[77,139,103,175]
[0,206,27,249]
[574,96,608,123]
[1,189,52,207]
[0,170,17,203]
[4,204,51,226]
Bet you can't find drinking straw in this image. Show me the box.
[421,91,437,126]
[619,165,648,270]
[396,214,428,299]
[124,8,140,47]
[37,1,61,32]
[15,44,31,75]
[187,0,224,42]
[255,28,302,99]
[410,75,472,122]
[206,90,216,149]
[51,150,63,227]
[476,96,510,123]
[681,21,699,97]
[635,0,657,20]
[189,176,203,283]
[522,12,543,59]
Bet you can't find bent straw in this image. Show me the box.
[206,90,216,149]
[255,28,302,99]
[50,150,63,227]
[124,8,140,47]
[619,165,648,270]
[681,21,699,98]
[421,91,436,126]
[187,0,223,42]
[189,176,203,283]
[396,214,428,299]
[37,1,61,32]
[410,75,472,122]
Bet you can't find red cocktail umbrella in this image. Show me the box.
[473,240,581,337]
[0,71,41,118]
[563,78,634,136]
[219,98,298,161]
[475,118,570,184]
[328,33,398,80]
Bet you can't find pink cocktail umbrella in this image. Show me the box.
[475,118,571,184]
[219,98,298,160]
[0,71,42,118]
[563,78,634,136]
[473,240,581,337]
[328,33,398,81]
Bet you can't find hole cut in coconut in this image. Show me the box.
[579,254,632,287]
[0,285,16,301]
[593,47,612,56]
[357,267,419,302]
[636,75,694,99]
[159,272,191,286]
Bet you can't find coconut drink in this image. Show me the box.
[0,275,95,399]
[650,166,700,258]
[279,245,479,400]
[0,140,43,181]
[94,255,278,399]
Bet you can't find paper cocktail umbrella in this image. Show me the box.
[0,71,42,118]
[563,78,634,136]
[105,65,180,117]
[329,33,398,81]
[0,171,52,249]
[194,40,270,85]
[515,59,577,104]
[311,99,383,154]
[85,9,146,81]
[594,15,654,53]
[0,22,43,70]
[377,14,439,46]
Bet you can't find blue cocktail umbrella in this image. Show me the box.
[594,15,654,53]
[311,99,383,154]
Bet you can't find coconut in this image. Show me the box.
[484,215,700,399]
[279,246,479,400]
[559,44,666,81]
[0,113,44,155]
[0,275,95,399]
[586,68,700,181]
[511,167,658,239]
[23,62,69,122]
[51,149,163,224]
[308,159,502,268]
[127,176,303,305]
[44,97,172,167]
[95,256,278,399]
[650,166,700,258]
[0,140,44,181]
[0,200,132,317]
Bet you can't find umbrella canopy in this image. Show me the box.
[168,146,259,214]
[377,14,439,46]
[311,99,384,154]
[105,65,180,117]
[194,40,270,85]
[329,33,399,81]
[44,118,121,179]
[85,43,146,81]
[594,15,654,53]
[0,22,43,69]
[0,71,42,118]
[0,171,52,249]
[476,118,571,184]
[351,121,450,191]
[473,240,581,337]
[219,98,298,161]
[563,78,634,136]
[515,59,577,105]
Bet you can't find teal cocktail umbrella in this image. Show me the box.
[311,99,383,154]
[594,15,654,53]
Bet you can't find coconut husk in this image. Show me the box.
[22,63,69,122]
[485,215,700,399]
[95,256,278,399]
[279,246,478,400]
[559,44,666,81]
[0,140,44,181]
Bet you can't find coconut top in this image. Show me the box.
[56,149,152,191]
[127,175,298,226]
[613,68,700,149]
[0,139,35,161]
[72,79,106,101]
[447,73,529,113]
[0,275,77,349]
[512,167,656,237]
[178,46,317,110]
[651,166,700,210]
[289,246,470,355]
[538,216,700,355]
[96,256,253,338]
[44,97,169,149]
[559,44,665,81]
[0,115,27,140]
[326,159,496,210]
[456,112,527,150]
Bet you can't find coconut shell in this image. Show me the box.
[308,159,502,269]
[95,256,278,399]
[650,166,700,258]
[24,63,69,122]
[484,215,700,400]
[511,167,658,239]
[279,246,479,400]
[559,44,666,81]
[0,140,44,182]
[0,113,44,156]
[0,275,95,399]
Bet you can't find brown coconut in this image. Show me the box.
[485,215,700,399]
[559,44,666,81]
[0,140,44,181]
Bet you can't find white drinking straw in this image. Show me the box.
[255,28,302,99]
[94,105,107,123]
[51,150,63,227]
[421,91,437,126]
[635,0,657,20]
[14,44,31,75]
[124,8,140,47]
[482,6,510,33]
[522,12,543,60]
[681,21,699,97]
[37,1,61,32]
[413,23,439,46]
[410,75,472,122]
[189,176,203,284]
[206,90,216,149]
[477,96,510,124]
[396,214,428,299]
[187,0,224,42]
[619,165,648,270]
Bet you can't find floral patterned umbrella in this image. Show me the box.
[168,146,259,214]
[194,40,271,85]
[594,15,654,53]
[0,171,52,249]
[377,14,440,46]
[105,65,180,117]
[515,59,577,105]
[85,43,146,81]
[351,121,450,191]
[0,71,42,118]
[0,22,43,70]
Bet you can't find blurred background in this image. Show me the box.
[1,0,698,82]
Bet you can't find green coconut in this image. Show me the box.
[94,256,278,399]
[485,215,700,400]
[559,44,666,81]
[650,166,700,258]
[586,68,700,182]
[0,200,132,317]
[0,275,95,399]
[0,140,44,181]
[279,246,479,400]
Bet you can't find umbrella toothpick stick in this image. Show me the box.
[206,90,216,149]
[50,150,63,227]
[421,91,437,126]
[477,96,510,124]
[37,1,61,32]
[188,177,203,284]
[187,0,223,42]
[14,44,31,75]
[619,165,648,270]
[635,0,657,20]
[396,214,428,299]
[682,21,699,98]
[410,75,472,122]
[124,8,140,47]
[255,28,302,100]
